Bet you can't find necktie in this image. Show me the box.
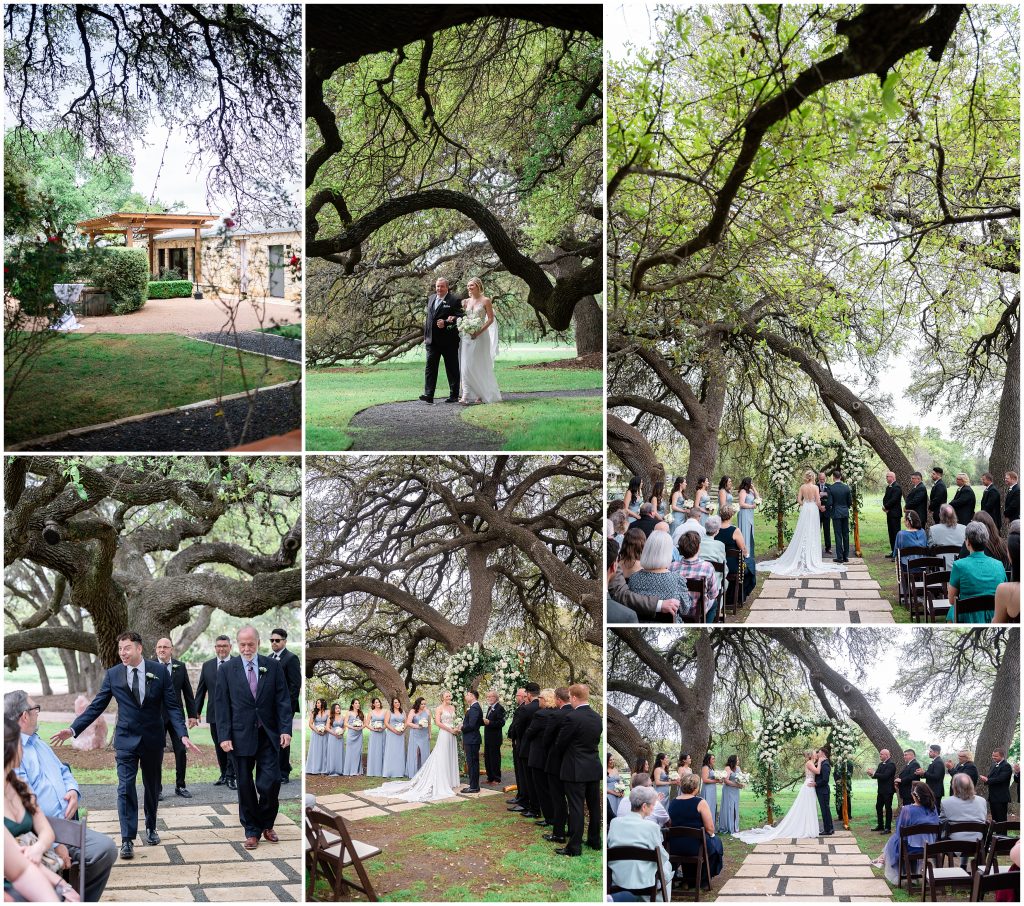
[247,661,258,698]
[131,667,141,706]
[217,659,224,671]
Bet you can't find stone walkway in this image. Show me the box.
[719,829,892,900]
[87,803,302,901]
[315,785,503,821]
[745,558,894,624]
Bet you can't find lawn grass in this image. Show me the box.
[4,333,300,445]
[258,323,302,340]
[460,396,601,451]
[306,344,600,451]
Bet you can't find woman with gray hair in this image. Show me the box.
[627,532,691,622]
[607,783,673,899]
[928,504,965,567]
[940,773,987,866]
[946,520,1003,622]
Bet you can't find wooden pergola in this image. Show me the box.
[76,212,219,291]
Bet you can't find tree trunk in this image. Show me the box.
[28,651,53,697]
[607,414,661,492]
[306,643,411,711]
[988,329,1019,529]
[573,295,602,356]
[607,704,652,766]
[974,628,1019,801]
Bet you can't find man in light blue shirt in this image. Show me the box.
[6,689,116,901]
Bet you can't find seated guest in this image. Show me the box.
[716,506,754,600]
[607,538,677,624]
[940,773,987,867]
[958,511,1011,572]
[616,772,670,826]
[928,504,965,566]
[671,508,704,545]
[699,516,726,565]
[611,510,629,547]
[872,782,938,883]
[618,528,647,580]
[652,522,681,562]
[607,786,673,897]
[633,503,661,538]
[995,519,1020,623]
[947,520,1005,622]
[605,517,615,538]
[894,510,928,566]
[670,531,720,621]
[5,692,116,901]
[608,499,626,520]
[5,826,79,902]
[666,773,724,890]
[627,532,691,622]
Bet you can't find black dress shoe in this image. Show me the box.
[506,798,521,805]
[461,787,480,793]
[281,776,291,784]
[821,831,835,836]
[555,847,581,857]
[419,394,434,403]
[144,829,160,845]
[158,791,165,801]
[544,834,567,843]
[507,804,525,812]
[824,549,833,555]
[534,819,549,826]
[521,811,539,818]
[227,777,237,790]
[175,786,192,799]
[214,775,227,786]
[444,397,459,403]
[120,840,134,859]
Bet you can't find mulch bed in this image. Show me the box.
[515,352,602,370]
[194,330,302,363]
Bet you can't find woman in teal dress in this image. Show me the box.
[405,697,431,777]
[652,752,672,801]
[305,699,330,775]
[342,700,365,775]
[700,753,721,823]
[947,521,1005,622]
[382,696,407,777]
[737,477,760,581]
[718,754,743,834]
[366,697,387,776]
[325,703,345,775]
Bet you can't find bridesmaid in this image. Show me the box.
[305,698,330,775]
[718,476,734,515]
[366,697,386,776]
[623,476,643,523]
[669,476,688,532]
[737,477,760,581]
[676,753,693,787]
[606,753,625,820]
[695,478,711,528]
[405,696,431,777]
[652,752,672,801]
[325,702,345,775]
[382,695,407,777]
[343,699,365,776]
[700,753,720,824]
[633,755,650,778]
[648,479,666,520]
[718,754,743,834]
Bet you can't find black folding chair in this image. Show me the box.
[709,559,727,622]
[49,815,88,902]
[682,577,706,625]
[971,868,1019,900]
[896,546,930,606]
[898,822,941,891]
[950,595,996,623]
[607,844,670,902]
[905,556,945,621]
[922,569,951,623]
[664,825,713,900]
[922,838,980,900]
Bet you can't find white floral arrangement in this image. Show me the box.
[417,715,429,729]
[333,725,344,738]
[371,717,384,730]
[458,309,487,339]
[349,718,363,730]
[734,770,752,785]
[442,643,528,706]
[767,434,824,491]
[835,441,869,491]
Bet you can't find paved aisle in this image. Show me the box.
[315,785,503,821]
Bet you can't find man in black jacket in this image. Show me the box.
[981,747,1013,823]
[506,688,526,806]
[195,635,236,788]
[420,276,463,403]
[895,748,920,807]
[867,748,896,832]
[524,694,555,826]
[882,472,903,559]
[482,690,506,785]
[154,637,198,800]
[551,684,602,857]
[916,744,945,804]
[818,471,833,554]
[541,688,572,844]
[268,628,301,783]
[945,749,979,787]
[979,473,1002,525]
[929,467,948,526]
[950,475,977,525]
[1004,471,1020,526]
[632,502,660,538]
[905,472,929,529]
[507,684,540,815]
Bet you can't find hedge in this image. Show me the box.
[147,280,194,299]
[89,248,149,314]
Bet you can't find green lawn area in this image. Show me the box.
[258,323,302,340]
[4,333,300,445]
[306,344,601,451]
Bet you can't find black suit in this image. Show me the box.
[950,486,977,525]
[815,758,834,834]
[507,702,525,803]
[156,658,196,790]
[930,479,947,525]
[872,759,896,830]
[633,515,660,537]
[543,704,572,838]
[270,647,301,779]
[830,482,852,562]
[819,481,832,550]
[423,291,463,400]
[525,708,555,824]
[514,698,540,813]
[461,701,484,790]
[987,759,1013,822]
[195,656,234,781]
[1005,484,1020,524]
[483,701,506,783]
[980,485,1002,525]
[883,482,903,554]
[948,760,979,787]
[905,484,928,529]
[897,759,920,806]
[923,755,945,803]
[553,704,602,855]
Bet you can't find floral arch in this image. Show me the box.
[442,643,530,707]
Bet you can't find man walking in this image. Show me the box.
[267,627,301,783]
[195,635,236,789]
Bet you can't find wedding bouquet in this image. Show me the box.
[394,724,405,734]
[316,724,327,736]
[417,716,429,729]
[371,717,384,730]
[349,718,363,730]
[458,309,486,339]
[734,770,752,785]
[706,769,717,780]
[333,725,344,738]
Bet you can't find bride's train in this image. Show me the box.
[362,717,460,803]
[759,500,846,578]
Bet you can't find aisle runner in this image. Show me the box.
[719,829,892,900]
[87,804,302,901]
[745,558,894,624]
[316,786,502,820]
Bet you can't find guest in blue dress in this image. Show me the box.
[737,477,759,581]
[669,476,687,531]
[405,696,431,777]
[624,476,643,523]
[366,697,386,776]
[695,478,711,528]
[718,755,743,834]
[343,699,365,775]
[667,773,724,889]
[700,753,720,823]
[382,696,407,777]
[652,752,672,801]
[305,699,330,775]
[325,703,345,775]
[894,511,929,566]
[874,782,939,884]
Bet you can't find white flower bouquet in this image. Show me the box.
[458,309,486,339]
[371,718,384,730]
[417,716,429,729]
[349,718,363,730]
[333,725,344,738]
[734,770,752,785]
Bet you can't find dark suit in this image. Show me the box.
[897,759,920,806]
[71,660,188,842]
[987,759,1013,822]
[215,655,291,837]
[948,760,979,787]
[483,700,506,783]
[553,704,602,854]
[525,708,555,824]
[930,479,947,525]
[830,482,852,562]
[980,485,1002,525]
[923,755,945,803]
[507,702,525,803]
[883,482,903,554]
[632,515,660,537]
[195,656,234,781]
[905,484,928,529]
[271,647,301,779]
[513,698,540,813]
[423,291,463,400]
[815,758,834,834]
[156,658,196,790]
[950,486,977,525]
[543,704,572,838]
[872,759,896,830]
[819,481,832,550]
[1005,484,1020,524]
[460,700,484,790]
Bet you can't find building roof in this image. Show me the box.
[150,226,300,241]
[76,212,219,234]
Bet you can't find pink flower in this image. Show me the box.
[224,218,236,229]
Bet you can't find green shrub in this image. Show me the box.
[147,280,194,299]
[90,248,149,314]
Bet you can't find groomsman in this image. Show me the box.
[905,472,928,529]
[154,637,197,800]
[195,635,236,789]
[509,683,541,817]
[525,692,556,826]
[946,749,979,786]
[817,471,832,555]
[482,690,506,784]
[552,684,601,857]
[267,628,301,783]
[542,688,573,844]
[950,475,977,525]
[980,473,1002,525]
[882,473,903,559]
[1005,471,1020,525]
[895,748,920,807]
[506,688,527,809]
[980,747,1013,823]
[929,467,947,525]
[916,744,945,803]
[867,748,896,832]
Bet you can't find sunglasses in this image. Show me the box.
[270,637,285,643]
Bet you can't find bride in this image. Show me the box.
[363,691,460,803]
[458,277,501,405]
[758,470,846,577]
[736,751,823,843]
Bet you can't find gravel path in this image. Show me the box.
[348,388,601,451]
[194,330,301,363]
[29,384,301,452]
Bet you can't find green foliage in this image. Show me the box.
[146,280,194,300]
[89,248,149,313]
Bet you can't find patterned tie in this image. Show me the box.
[131,667,142,706]
[247,660,258,698]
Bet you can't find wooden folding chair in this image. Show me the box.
[922,838,979,900]
[683,577,706,625]
[922,569,951,623]
[48,815,88,902]
[664,825,713,900]
[607,844,670,902]
[897,822,940,891]
[897,546,930,606]
[305,804,382,901]
[950,595,996,623]
[709,559,727,622]
[971,867,1020,901]
[905,556,945,621]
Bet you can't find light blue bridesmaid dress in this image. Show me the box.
[697,490,711,528]
[305,714,330,774]
[325,717,345,775]
[718,771,740,834]
[737,490,758,580]
[343,714,364,775]
[701,771,719,822]
[406,709,431,777]
[382,711,407,777]
[366,711,386,776]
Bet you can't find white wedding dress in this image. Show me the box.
[736,767,823,843]
[459,300,502,403]
[363,708,460,803]
[758,499,846,577]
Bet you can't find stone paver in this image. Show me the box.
[324,784,504,822]
[745,557,894,624]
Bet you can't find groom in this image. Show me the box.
[420,276,463,404]
[810,745,834,836]
[829,470,852,563]
[460,690,484,793]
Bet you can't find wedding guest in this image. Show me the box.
[633,503,660,538]
[627,532,692,622]
[552,684,602,857]
[324,703,345,776]
[267,628,301,784]
[366,697,386,776]
[867,748,896,833]
[945,750,979,786]
[342,700,365,776]
[882,472,902,559]
[717,506,753,600]
[305,699,330,775]
[951,473,977,525]
[928,504,965,566]
[5,717,60,882]
[736,477,759,580]
[930,467,948,525]
[6,691,116,901]
[1004,471,1019,525]
[694,477,711,528]
[618,528,647,580]
[195,635,236,789]
[525,689,557,828]
[624,477,643,522]
[700,753,720,823]
[668,476,688,531]
[947,521,1004,622]
[895,749,920,806]
[154,637,197,800]
[718,755,743,835]
[652,753,672,801]
[608,500,626,519]
[607,538,673,624]
[961,511,1012,571]
[668,773,724,889]
[700,516,727,566]
[616,773,669,826]
[670,507,704,544]
[607,786,672,894]
[995,519,1020,622]
[894,510,928,568]
[873,782,938,883]
[406,697,431,777]
[940,774,987,866]
[607,754,625,823]
[676,754,693,786]
[915,744,945,802]
[980,747,1013,822]
[980,473,1002,525]
[671,530,720,621]
[382,697,407,778]
[542,688,572,843]
[610,510,629,547]
[4,822,79,902]
[905,471,929,528]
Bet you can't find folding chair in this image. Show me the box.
[950,595,996,623]
[682,577,706,625]
[48,815,88,902]
[971,867,1020,901]
[607,845,670,902]
[922,569,951,623]
[306,804,382,901]
[922,838,980,900]
[905,556,945,621]
[898,822,940,891]
[664,825,713,900]
[896,546,930,606]
[709,559,727,622]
